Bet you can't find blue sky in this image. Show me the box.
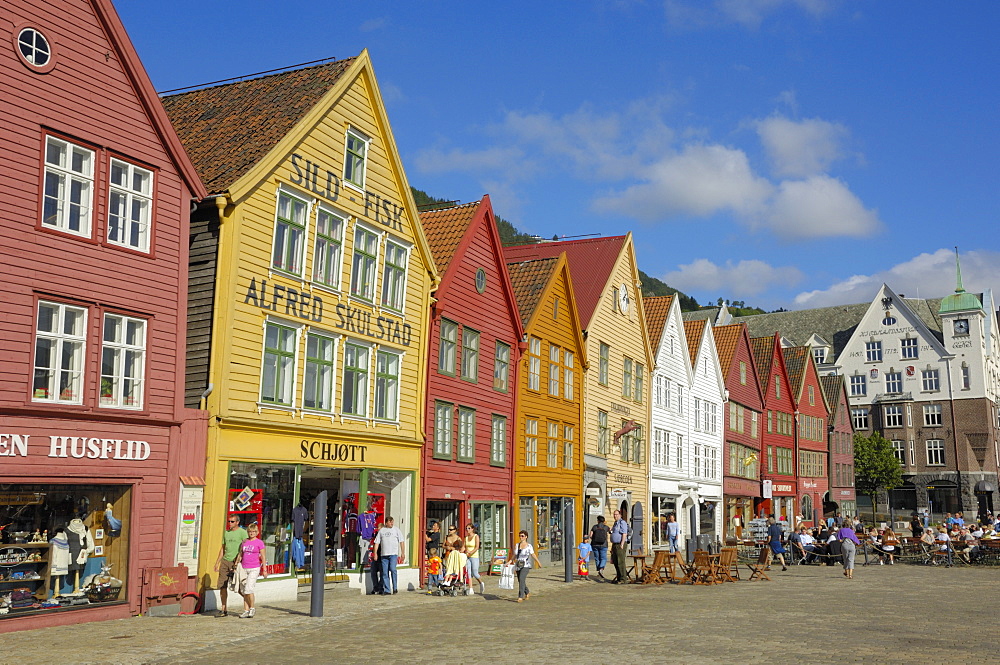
[118,0,1000,311]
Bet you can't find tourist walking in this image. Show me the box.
[213,514,247,617]
[235,522,267,618]
[373,516,405,594]
[590,515,611,578]
[508,530,542,602]
[464,524,485,594]
[836,522,861,579]
[665,513,681,553]
[610,509,629,583]
[766,517,788,571]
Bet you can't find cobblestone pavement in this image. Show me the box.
[3,563,997,664]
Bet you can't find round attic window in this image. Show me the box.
[17,28,51,67]
[475,268,487,293]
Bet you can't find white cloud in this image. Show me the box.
[765,175,880,238]
[592,144,773,219]
[793,248,1000,308]
[755,115,849,177]
[663,258,804,298]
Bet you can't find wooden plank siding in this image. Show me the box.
[0,0,208,631]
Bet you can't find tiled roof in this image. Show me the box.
[749,335,774,389]
[419,200,481,274]
[711,323,744,379]
[643,295,673,350]
[731,296,946,357]
[506,257,559,327]
[161,58,356,194]
[820,374,845,417]
[683,319,705,366]
[781,346,809,397]
[503,236,627,328]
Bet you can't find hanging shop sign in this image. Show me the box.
[0,433,150,460]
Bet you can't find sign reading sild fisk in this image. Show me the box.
[243,278,412,346]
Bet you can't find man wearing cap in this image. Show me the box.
[214,515,248,617]
[609,509,629,584]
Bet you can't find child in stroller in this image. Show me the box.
[436,541,469,596]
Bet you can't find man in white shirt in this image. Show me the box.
[798,527,818,564]
[373,517,406,595]
[935,529,953,566]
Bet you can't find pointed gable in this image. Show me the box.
[643,295,674,350]
[781,346,809,400]
[820,374,846,419]
[503,236,627,327]
[419,200,481,274]
[506,257,559,327]
[712,324,742,381]
[162,58,356,194]
[684,319,707,366]
[749,335,775,391]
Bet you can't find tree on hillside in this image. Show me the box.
[853,431,903,524]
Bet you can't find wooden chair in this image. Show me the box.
[747,547,771,581]
[643,549,671,585]
[714,547,738,582]
[664,551,691,584]
[691,550,717,585]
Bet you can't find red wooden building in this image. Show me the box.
[821,375,857,519]
[783,346,830,527]
[750,335,798,524]
[712,324,764,541]
[418,197,522,570]
[0,0,207,630]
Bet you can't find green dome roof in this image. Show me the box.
[939,290,982,314]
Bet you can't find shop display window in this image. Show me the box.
[650,496,676,548]
[0,484,131,618]
[519,497,565,561]
[228,463,295,575]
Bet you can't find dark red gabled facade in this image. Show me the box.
[750,335,797,524]
[419,197,522,571]
[821,374,857,519]
[712,324,764,541]
[783,346,830,527]
[0,0,206,631]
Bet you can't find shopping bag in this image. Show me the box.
[498,563,515,590]
[578,558,589,576]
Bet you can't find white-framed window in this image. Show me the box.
[261,321,298,406]
[885,371,903,394]
[751,411,759,439]
[883,405,903,428]
[381,239,409,312]
[18,27,51,67]
[548,344,561,397]
[926,439,945,466]
[42,136,94,237]
[374,349,400,421]
[494,341,510,392]
[547,422,559,468]
[851,408,869,430]
[491,415,507,465]
[675,434,684,470]
[707,447,717,479]
[272,190,308,275]
[33,301,87,404]
[653,428,669,466]
[597,410,609,455]
[921,369,940,392]
[622,357,633,399]
[708,402,718,434]
[635,364,644,403]
[438,319,457,375]
[962,364,971,390]
[813,347,827,365]
[892,440,906,465]
[350,224,380,302]
[341,341,370,416]
[865,341,882,362]
[901,338,918,360]
[693,445,703,477]
[527,337,541,390]
[563,425,574,469]
[313,207,345,289]
[461,328,480,383]
[923,404,942,427]
[107,159,153,252]
[303,332,337,412]
[676,385,684,416]
[434,401,454,458]
[525,418,538,467]
[850,374,866,396]
[598,342,609,385]
[458,407,475,462]
[808,385,815,406]
[343,128,369,189]
[693,398,702,431]
[99,313,146,409]
[564,350,575,400]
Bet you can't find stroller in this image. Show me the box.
[435,551,471,596]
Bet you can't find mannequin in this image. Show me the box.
[65,518,95,595]
[104,503,122,537]
[49,528,70,597]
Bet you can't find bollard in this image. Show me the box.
[564,500,575,583]
[310,490,327,617]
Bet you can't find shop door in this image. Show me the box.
[471,503,508,570]
[519,501,534,547]
[427,501,460,543]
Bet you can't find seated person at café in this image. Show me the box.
[798,527,819,563]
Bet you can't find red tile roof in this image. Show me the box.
[506,257,559,327]
[643,295,673,350]
[820,374,846,417]
[750,336,775,390]
[683,319,706,366]
[711,323,745,380]
[162,58,356,194]
[503,236,628,327]
[419,200,481,274]
[781,346,810,397]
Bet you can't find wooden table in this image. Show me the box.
[665,551,694,584]
[627,555,648,583]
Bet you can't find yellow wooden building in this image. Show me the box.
[163,52,438,601]
[505,253,586,565]
[505,235,653,552]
